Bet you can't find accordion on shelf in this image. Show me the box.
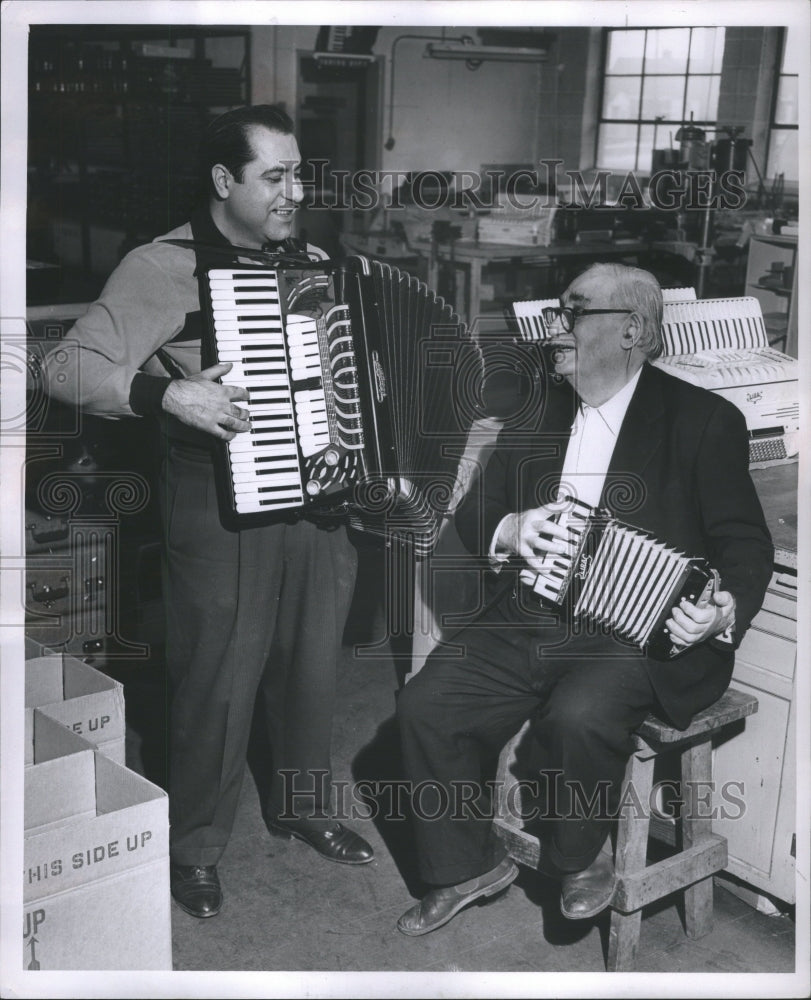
[652,296,799,466]
[200,253,482,553]
[510,292,799,466]
[519,497,720,660]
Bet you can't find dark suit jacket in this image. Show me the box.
[454,363,774,729]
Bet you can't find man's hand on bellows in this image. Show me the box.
[161,363,251,440]
[498,507,574,572]
[666,590,736,651]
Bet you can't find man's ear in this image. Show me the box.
[621,313,642,350]
[211,163,232,200]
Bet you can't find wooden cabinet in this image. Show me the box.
[709,461,798,907]
[711,563,797,906]
[745,233,799,358]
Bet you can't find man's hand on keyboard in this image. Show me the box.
[665,590,736,651]
[496,507,576,573]
[162,363,251,440]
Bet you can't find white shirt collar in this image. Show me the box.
[579,366,643,437]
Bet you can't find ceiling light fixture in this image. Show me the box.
[425,41,549,64]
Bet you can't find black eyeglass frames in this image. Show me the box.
[541,306,633,333]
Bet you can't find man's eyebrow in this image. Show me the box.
[260,163,301,176]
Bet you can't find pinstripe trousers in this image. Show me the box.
[160,446,358,866]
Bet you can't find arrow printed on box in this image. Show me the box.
[27,935,41,970]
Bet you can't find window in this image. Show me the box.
[596,27,725,173]
[766,28,799,185]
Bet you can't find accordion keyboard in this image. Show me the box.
[207,268,366,516]
[210,269,307,514]
[518,503,591,604]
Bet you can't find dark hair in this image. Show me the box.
[202,104,295,194]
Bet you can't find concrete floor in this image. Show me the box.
[121,543,797,990]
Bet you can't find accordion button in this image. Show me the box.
[306,480,322,496]
[324,448,340,467]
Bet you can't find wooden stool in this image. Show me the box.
[493,687,758,972]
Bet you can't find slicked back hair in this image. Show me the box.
[202,104,295,195]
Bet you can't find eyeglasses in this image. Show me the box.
[541,306,633,333]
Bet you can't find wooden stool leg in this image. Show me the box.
[681,740,715,939]
[607,750,655,972]
[608,910,643,972]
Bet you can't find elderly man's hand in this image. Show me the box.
[497,507,576,573]
[665,590,736,651]
[161,363,251,440]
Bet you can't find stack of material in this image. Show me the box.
[478,203,558,245]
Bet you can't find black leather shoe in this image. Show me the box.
[170,863,222,919]
[397,858,518,936]
[267,818,375,865]
[560,847,616,920]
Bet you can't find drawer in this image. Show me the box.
[749,607,796,642]
[760,570,798,621]
[736,625,796,681]
[24,626,108,668]
[25,510,72,553]
[25,567,109,641]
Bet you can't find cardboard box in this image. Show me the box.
[25,635,55,659]
[24,713,172,970]
[25,654,125,767]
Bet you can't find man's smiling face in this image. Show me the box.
[219,126,304,248]
[549,270,631,386]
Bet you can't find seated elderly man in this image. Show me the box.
[396,262,773,935]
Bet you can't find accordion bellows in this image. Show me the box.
[201,255,482,552]
[520,497,719,660]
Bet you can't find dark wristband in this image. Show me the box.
[129,372,174,416]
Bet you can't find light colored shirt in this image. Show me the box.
[490,367,642,561]
[489,366,735,642]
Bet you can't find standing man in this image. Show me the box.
[44,105,374,920]
[396,263,773,935]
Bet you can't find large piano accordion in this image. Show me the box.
[519,497,720,660]
[200,254,481,552]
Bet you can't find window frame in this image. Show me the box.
[595,26,725,174]
[765,26,799,185]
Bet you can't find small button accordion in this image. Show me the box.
[519,496,720,659]
[201,254,482,553]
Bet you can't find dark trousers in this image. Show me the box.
[397,597,657,886]
[161,447,358,866]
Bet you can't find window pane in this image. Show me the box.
[775,75,798,125]
[638,123,657,173]
[641,75,686,120]
[685,75,721,121]
[781,27,801,73]
[644,29,690,74]
[767,129,798,184]
[598,27,728,179]
[688,27,725,73]
[602,75,642,119]
[606,30,645,74]
[597,123,639,171]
